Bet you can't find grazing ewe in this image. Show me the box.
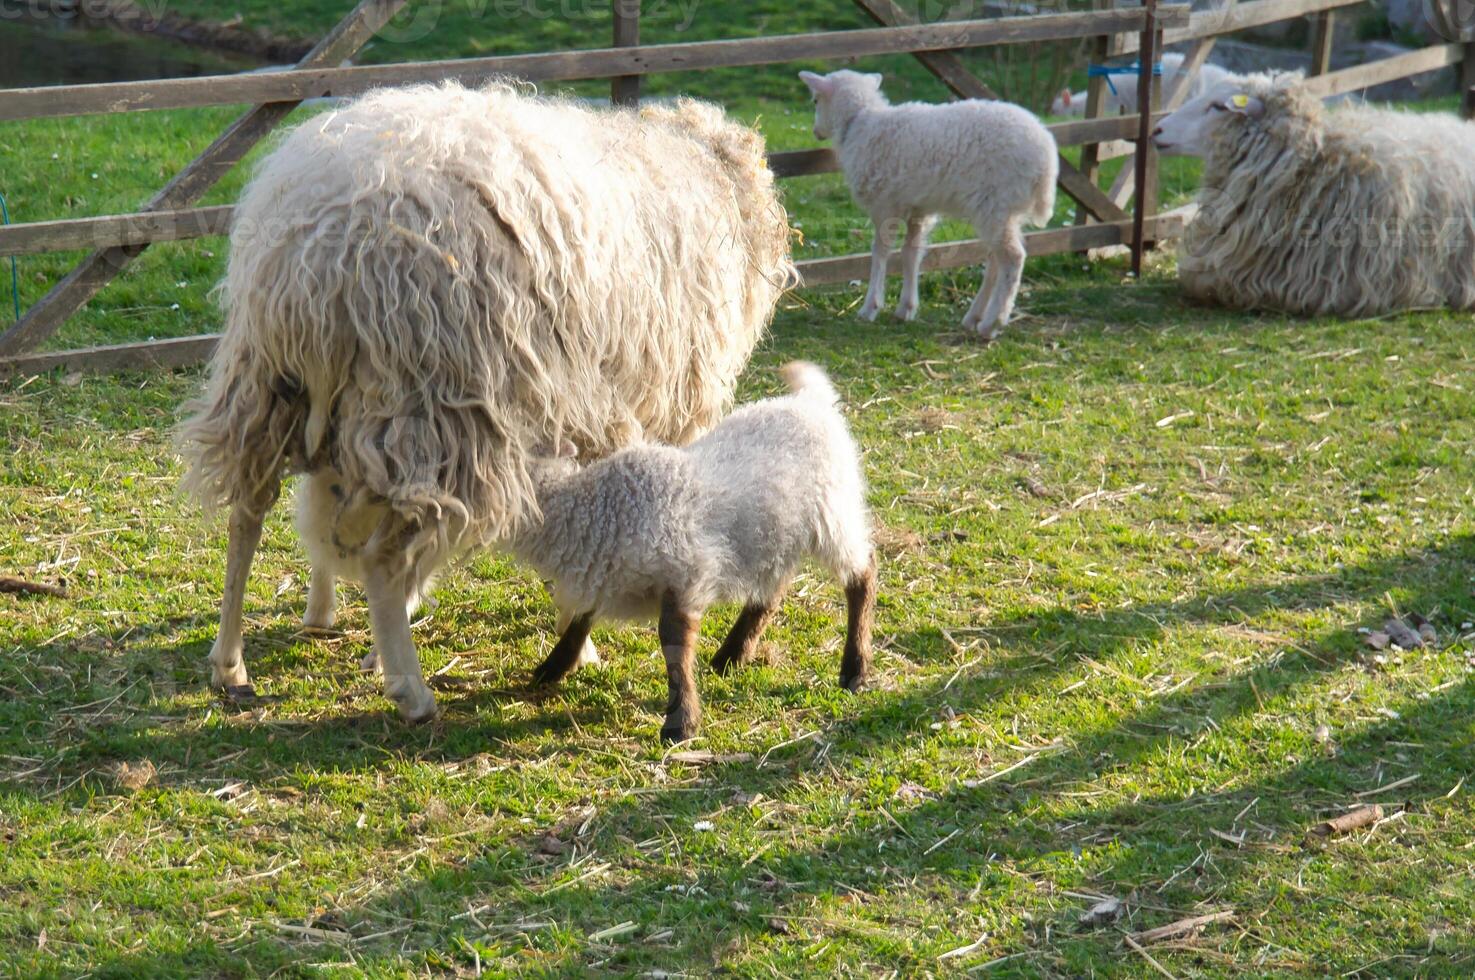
[178,81,794,722]
[799,70,1057,340]
[1153,71,1475,317]
[1051,53,1235,116]
[513,362,876,744]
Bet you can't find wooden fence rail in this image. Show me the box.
[0,0,1466,375]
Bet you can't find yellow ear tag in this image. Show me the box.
[1229,94,1250,110]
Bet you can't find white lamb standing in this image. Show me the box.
[1051,52,1237,116]
[799,70,1058,340]
[511,361,877,744]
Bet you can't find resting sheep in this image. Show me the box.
[513,362,876,744]
[1051,52,1235,116]
[178,80,794,722]
[1152,70,1475,317]
[799,69,1057,340]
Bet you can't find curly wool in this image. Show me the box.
[178,81,794,568]
[1180,72,1475,317]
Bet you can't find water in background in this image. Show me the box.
[0,11,259,88]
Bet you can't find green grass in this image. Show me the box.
[6,268,1475,976]
[5,7,1475,977]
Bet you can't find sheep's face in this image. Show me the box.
[1152,81,1265,156]
[798,69,884,142]
[527,439,581,490]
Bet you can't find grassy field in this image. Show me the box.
[4,5,1475,977]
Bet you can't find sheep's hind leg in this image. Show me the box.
[858,216,899,321]
[839,553,877,693]
[970,225,1026,341]
[711,597,780,675]
[209,496,272,694]
[895,216,937,322]
[657,590,702,744]
[362,553,437,723]
[532,610,596,687]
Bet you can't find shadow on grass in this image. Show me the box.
[23,534,1473,974]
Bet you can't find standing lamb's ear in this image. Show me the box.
[556,438,578,460]
[798,71,831,97]
[1225,93,1265,119]
[864,72,885,89]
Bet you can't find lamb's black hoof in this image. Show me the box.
[660,720,699,745]
[839,672,867,694]
[711,649,743,675]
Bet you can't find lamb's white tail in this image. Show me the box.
[781,360,840,406]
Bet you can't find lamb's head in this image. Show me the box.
[1152,72,1317,157]
[1051,87,1083,117]
[526,438,581,494]
[798,70,888,142]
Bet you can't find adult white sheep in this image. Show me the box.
[1051,52,1236,116]
[178,80,795,722]
[799,69,1057,340]
[1152,71,1475,317]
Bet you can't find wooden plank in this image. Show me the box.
[1301,43,1464,99]
[0,334,222,376]
[0,0,406,359]
[797,214,1185,285]
[768,148,840,178]
[1118,0,1361,54]
[849,0,1132,223]
[5,217,1187,372]
[0,206,233,257]
[0,6,1189,122]
[611,0,641,107]
[1309,10,1337,76]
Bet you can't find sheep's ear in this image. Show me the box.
[556,438,578,459]
[1225,93,1265,119]
[798,71,830,96]
[864,72,885,89]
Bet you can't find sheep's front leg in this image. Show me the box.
[657,590,702,743]
[840,553,877,693]
[971,227,1026,341]
[858,217,898,321]
[209,499,268,692]
[303,563,336,631]
[895,216,936,322]
[363,556,437,723]
[532,610,596,687]
[711,597,780,675]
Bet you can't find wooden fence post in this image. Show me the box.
[1309,9,1337,76]
[612,0,642,107]
[0,0,407,359]
[1075,3,1113,230]
[1130,0,1159,277]
[1462,40,1475,119]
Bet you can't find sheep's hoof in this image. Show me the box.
[395,691,440,726]
[710,647,745,675]
[359,649,381,673]
[530,659,568,687]
[660,721,700,745]
[839,671,867,693]
[208,638,249,689]
[858,303,881,322]
[894,301,918,322]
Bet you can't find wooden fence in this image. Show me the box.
[0,0,1471,375]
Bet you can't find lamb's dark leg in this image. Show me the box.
[657,590,702,744]
[840,553,877,693]
[711,598,779,675]
[532,611,595,687]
